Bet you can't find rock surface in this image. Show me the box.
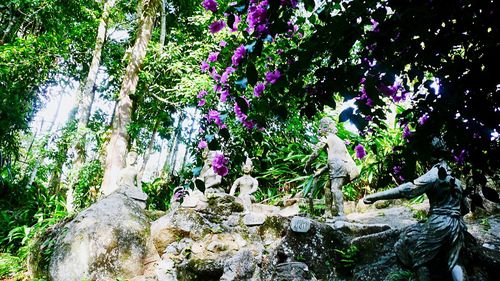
[31,193,500,281]
[30,192,154,281]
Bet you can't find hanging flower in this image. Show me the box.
[212,152,229,176]
[418,113,430,125]
[209,20,226,33]
[231,45,246,66]
[254,82,265,97]
[200,61,210,72]
[198,140,208,149]
[197,90,207,99]
[265,70,280,84]
[208,52,219,62]
[219,40,227,47]
[202,0,218,13]
[197,99,206,107]
[354,144,366,159]
[220,89,229,102]
[230,14,241,32]
[402,125,412,139]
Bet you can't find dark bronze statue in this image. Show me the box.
[363,160,469,281]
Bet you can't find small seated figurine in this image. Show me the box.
[363,160,469,281]
[117,151,148,208]
[229,157,259,213]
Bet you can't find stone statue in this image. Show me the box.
[304,117,360,219]
[230,157,259,212]
[363,160,469,281]
[117,151,148,208]
[199,149,224,195]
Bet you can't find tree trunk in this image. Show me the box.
[169,113,184,175]
[180,109,197,170]
[138,116,160,181]
[74,0,117,167]
[101,0,160,195]
[162,116,180,173]
[25,93,63,189]
[160,0,166,47]
[65,0,117,211]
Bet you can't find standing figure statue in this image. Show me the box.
[363,160,469,281]
[304,117,360,219]
[198,149,224,195]
[117,151,148,208]
[230,157,259,213]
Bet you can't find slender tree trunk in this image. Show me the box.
[155,138,165,173]
[162,117,180,173]
[138,116,160,181]
[160,0,166,47]
[26,93,62,189]
[169,114,184,175]
[180,109,197,170]
[66,0,117,211]
[101,0,160,195]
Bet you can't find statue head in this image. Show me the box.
[318,117,337,136]
[242,157,253,174]
[126,151,138,166]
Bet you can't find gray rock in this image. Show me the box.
[290,216,311,233]
[243,213,266,226]
[33,193,153,281]
[274,262,317,281]
[220,250,256,281]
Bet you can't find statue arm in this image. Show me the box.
[363,181,429,204]
[249,178,259,194]
[304,141,326,172]
[229,179,239,196]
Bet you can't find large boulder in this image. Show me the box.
[29,193,156,281]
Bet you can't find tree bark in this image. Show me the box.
[169,113,184,175]
[180,109,197,170]
[138,116,160,181]
[101,0,160,195]
[160,0,166,47]
[65,0,117,211]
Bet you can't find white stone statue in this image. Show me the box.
[199,149,224,195]
[117,151,147,208]
[230,157,259,212]
[304,117,360,219]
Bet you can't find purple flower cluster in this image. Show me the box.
[198,140,208,149]
[265,70,280,84]
[208,52,219,62]
[354,144,366,159]
[254,82,265,97]
[200,61,209,72]
[392,165,404,182]
[453,149,467,165]
[202,0,218,13]
[232,45,246,66]
[356,86,374,107]
[378,81,407,103]
[212,152,229,176]
[220,89,229,102]
[402,125,412,139]
[208,109,224,128]
[418,113,429,125]
[247,1,269,35]
[370,19,379,32]
[197,90,207,107]
[209,20,226,33]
